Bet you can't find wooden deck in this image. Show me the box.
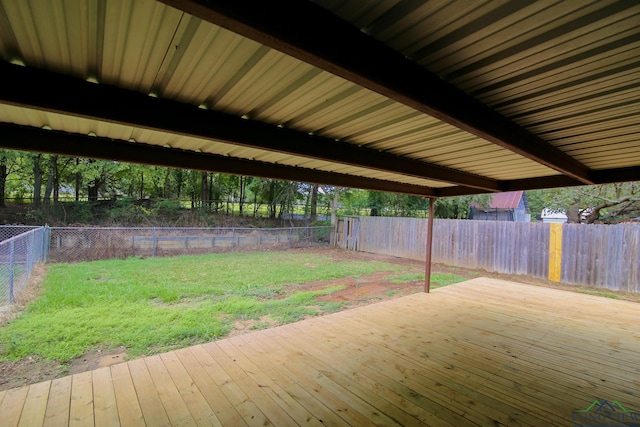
[2,277,639,426]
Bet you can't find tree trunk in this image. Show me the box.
[88,181,100,201]
[239,176,245,216]
[174,170,183,199]
[43,155,57,207]
[209,173,216,211]
[310,184,319,223]
[163,168,172,199]
[139,172,144,200]
[583,209,600,224]
[330,188,341,227]
[53,157,62,203]
[268,180,277,219]
[33,154,42,208]
[0,156,7,208]
[200,172,208,209]
[566,204,581,223]
[253,192,259,217]
[75,158,81,201]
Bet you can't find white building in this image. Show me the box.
[541,208,567,223]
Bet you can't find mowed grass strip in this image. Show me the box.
[0,251,402,363]
[387,272,466,288]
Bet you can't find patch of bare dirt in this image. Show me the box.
[67,347,128,375]
[0,357,63,390]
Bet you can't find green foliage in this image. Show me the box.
[363,191,429,217]
[3,148,640,227]
[387,272,466,288]
[153,199,184,214]
[431,273,468,287]
[528,183,640,223]
[525,190,547,221]
[0,252,401,362]
[434,194,492,219]
[577,289,620,299]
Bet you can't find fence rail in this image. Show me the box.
[48,226,331,263]
[337,217,640,291]
[0,227,49,306]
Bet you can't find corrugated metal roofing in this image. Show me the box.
[315,0,640,175]
[487,191,525,210]
[0,0,639,196]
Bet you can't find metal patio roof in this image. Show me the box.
[0,0,639,197]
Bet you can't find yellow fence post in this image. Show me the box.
[548,223,563,282]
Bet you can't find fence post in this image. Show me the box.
[548,223,563,282]
[232,227,235,253]
[29,230,35,271]
[152,227,157,257]
[289,227,293,248]
[43,226,51,262]
[8,239,15,304]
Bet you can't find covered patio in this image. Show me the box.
[2,278,638,426]
[0,2,639,425]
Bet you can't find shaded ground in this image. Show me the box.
[0,247,637,391]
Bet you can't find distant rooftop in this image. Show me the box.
[486,191,525,210]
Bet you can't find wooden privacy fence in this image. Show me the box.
[336,217,640,291]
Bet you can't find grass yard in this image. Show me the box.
[0,250,415,363]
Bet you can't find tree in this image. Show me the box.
[70,159,126,202]
[200,172,209,209]
[309,184,319,222]
[433,194,491,219]
[320,186,346,226]
[31,154,43,207]
[367,191,386,216]
[0,150,21,208]
[43,155,58,207]
[534,183,640,224]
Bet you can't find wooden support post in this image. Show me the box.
[548,222,563,282]
[425,197,435,293]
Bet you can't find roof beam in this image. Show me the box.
[437,167,640,197]
[0,61,498,192]
[0,123,435,196]
[160,0,594,185]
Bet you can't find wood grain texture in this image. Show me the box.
[343,217,640,290]
[4,278,640,426]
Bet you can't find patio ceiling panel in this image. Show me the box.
[0,58,504,192]
[163,0,595,184]
[311,0,640,181]
[0,0,639,196]
[0,101,452,191]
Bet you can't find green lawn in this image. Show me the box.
[0,251,404,362]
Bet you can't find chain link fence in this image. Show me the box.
[48,226,332,263]
[0,227,49,306]
[0,225,332,306]
[0,226,40,242]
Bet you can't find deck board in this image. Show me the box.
[43,376,72,427]
[4,277,640,427]
[159,351,221,427]
[109,363,144,427]
[69,371,94,427]
[17,380,50,427]
[92,367,120,427]
[1,385,29,426]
